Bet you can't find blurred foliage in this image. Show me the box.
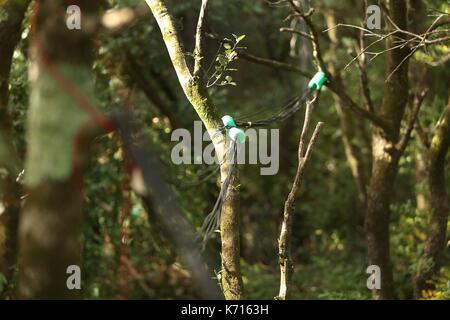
[3,0,449,299]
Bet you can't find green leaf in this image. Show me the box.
[218,55,228,65]
[236,34,246,43]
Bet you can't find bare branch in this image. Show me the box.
[423,53,450,67]
[276,93,324,299]
[208,6,388,132]
[428,15,450,31]
[397,90,428,154]
[299,93,319,157]
[386,15,446,82]
[287,3,326,71]
[323,23,385,39]
[194,0,209,76]
[415,117,430,149]
[238,51,312,78]
[205,31,312,78]
[239,48,389,131]
[304,121,323,163]
[286,2,391,131]
[279,27,313,40]
[331,13,450,80]
[356,28,374,112]
[327,81,390,131]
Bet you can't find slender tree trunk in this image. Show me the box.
[219,168,243,299]
[146,0,244,299]
[276,100,323,300]
[365,0,410,300]
[414,88,450,297]
[365,142,399,299]
[18,0,101,298]
[0,0,29,297]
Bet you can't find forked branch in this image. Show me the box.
[276,95,323,300]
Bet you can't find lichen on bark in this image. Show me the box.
[25,64,92,187]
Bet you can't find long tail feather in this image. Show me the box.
[202,140,238,248]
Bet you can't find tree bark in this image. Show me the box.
[146,0,244,299]
[414,88,450,297]
[365,0,410,300]
[18,0,101,299]
[0,0,29,297]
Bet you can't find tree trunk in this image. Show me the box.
[365,0,410,300]
[414,88,450,297]
[276,101,323,299]
[219,167,243,299]
[365,139,399,299]
[0,0,29,297]
[146,0,244,299]
[18,0,101,299]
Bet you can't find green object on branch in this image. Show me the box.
[221,115,246,143]
[308,71,327,90]
[222,115,237,128]
[229,127,246,144]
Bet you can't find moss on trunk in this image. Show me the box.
[414,90,450,297]
[146,0,244,299]
[18,0,100,298]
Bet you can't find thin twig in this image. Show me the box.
[276,92,323,300]
[397,90,428,154]
[194,0,210,76]
[280,27,313,40]
[238,51,312,78]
